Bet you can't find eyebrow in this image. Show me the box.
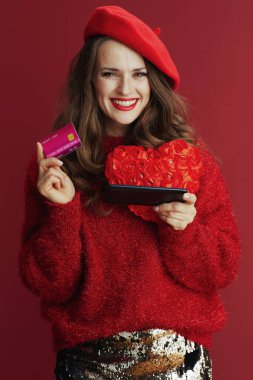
[99,67,147,72]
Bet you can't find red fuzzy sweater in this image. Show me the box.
[19,135,240,352]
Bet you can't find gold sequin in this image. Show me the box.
[126,354,185,377]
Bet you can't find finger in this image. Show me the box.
[159,211,192,222]
[54,180,61,190]
[183,192,197,205]
[40,174,61,193]
[154,202,187,214]
[44,167,67,187]
[36,142,45,164]
[38,156,64,176]
[159,215,188,230]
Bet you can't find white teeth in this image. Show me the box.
[112,99,137,107]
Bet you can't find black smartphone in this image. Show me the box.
[102,184,188,205]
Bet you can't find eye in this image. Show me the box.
[135,71,148,78]
[101,71,117,77]
[135,72,148,77]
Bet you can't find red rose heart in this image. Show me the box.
[105,139,204,222]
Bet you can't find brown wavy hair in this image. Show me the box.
[51,35,199,212]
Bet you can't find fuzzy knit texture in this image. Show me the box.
[19,135,241,352]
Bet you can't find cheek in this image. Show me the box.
[143,88,150,106]
[95,80,115,99]
[141,82,151,100]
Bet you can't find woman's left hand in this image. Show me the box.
[153,193,197,230]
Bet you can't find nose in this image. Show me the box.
[117,75,133,96]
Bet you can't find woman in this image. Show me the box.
[19,6,240,379]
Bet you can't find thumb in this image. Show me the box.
[183,192,197,204]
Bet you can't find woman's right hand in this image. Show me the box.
[36,142,76,204]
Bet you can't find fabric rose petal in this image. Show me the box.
[105,139,204,222]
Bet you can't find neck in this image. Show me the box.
[104,119,130,137]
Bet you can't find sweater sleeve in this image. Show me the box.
[18,153,84,304]
[156,144,241,294]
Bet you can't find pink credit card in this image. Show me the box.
[39,123,82,159]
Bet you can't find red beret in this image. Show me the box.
[84,6,180,90]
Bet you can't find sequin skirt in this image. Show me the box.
[54,329,212,379]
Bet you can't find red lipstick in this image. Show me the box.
[110,98,138,111]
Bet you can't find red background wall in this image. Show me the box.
[1,1,251,379]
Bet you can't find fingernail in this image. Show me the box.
[57,160,64,165]
[153,206,159,212]
[184,193,189,199]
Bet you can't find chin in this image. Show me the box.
[114,114,140,125]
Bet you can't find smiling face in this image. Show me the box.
[93,39,151,137]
